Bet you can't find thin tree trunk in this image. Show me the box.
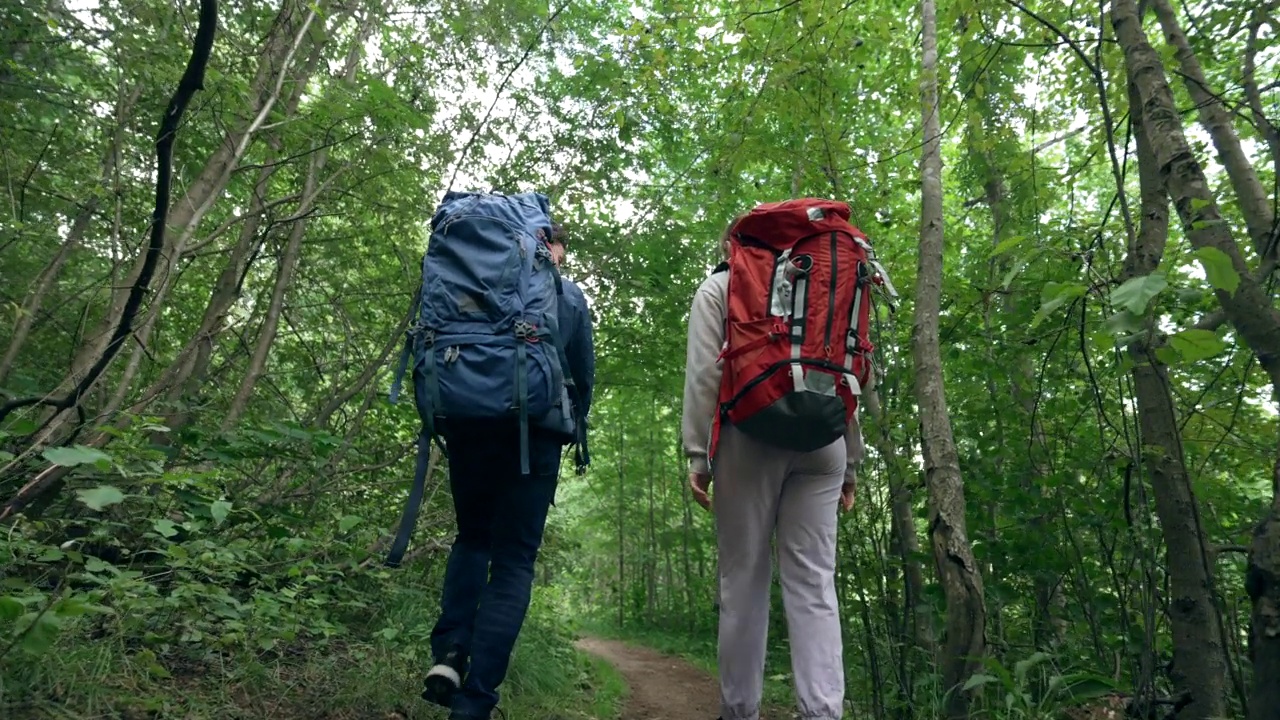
[1242,12,1280,183]
[132,42,322,429]
[914,1,986,715]
[864,385,934,660]
[616,419,626,628]
[221,10,373,429]
[0,0,219,514]
[679,430,696,629]
[1121,75,1231,720]
[17,0,327,453]
[50,0,322,408]
[646,402,657,620]
[1246,456,1280,720]
[311,309,412,428]
[847,525,886,720]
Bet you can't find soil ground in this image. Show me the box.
[576,636,793,720]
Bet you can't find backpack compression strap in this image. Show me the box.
[385,431,432,568]
[548,264,589,474]
[386,310,444,567]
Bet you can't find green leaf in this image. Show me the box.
[1053,673,1118,701]
[1110,273,1167,315]
[1031,282,1086,328]
[999,256,1024,290]
[43,445,111,467]
[54,596,112,617]
[37,543,68,561]
[19,612,61,655]
[136,649,171,678]
[1168,328,1228,363]
[1193,246,1240,294]
[338,515,363,533]
[1103,310,1146,336]
[153,518,179,539]
[962,673,1000,691]
[210,500,232,526]
[0,596,24,620]
[75,485,125,511]
[991,235,1025,257]
[84,557,116,574]
[1014,651,1051,686]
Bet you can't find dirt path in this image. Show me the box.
[576,636,722,720]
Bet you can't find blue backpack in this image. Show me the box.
[386,190,578,566]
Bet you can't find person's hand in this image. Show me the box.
[839,481,856,512]
[689,472,713,511]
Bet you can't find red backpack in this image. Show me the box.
[710,198,897,460]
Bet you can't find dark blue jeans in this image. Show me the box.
[430,419,560,719]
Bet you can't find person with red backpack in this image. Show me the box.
[681,199,896,720]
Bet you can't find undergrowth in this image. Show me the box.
[0,418,624,719]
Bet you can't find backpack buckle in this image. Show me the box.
[410,324,434,345]
[514,321,538,341]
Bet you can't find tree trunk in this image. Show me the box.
[1111,1,1280,716]
[1242,13,1280,183]
[616,419,626,628]
[1246,477,1280,720]
[221,181,314,429]
[1121,75,1230,720]
[914,0,986,715]
[220,9,373,429]
[1111,0,1280,393]
[133,41,322,431]
[1150,0,1275,261]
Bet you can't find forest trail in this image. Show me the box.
[576,636,723,720]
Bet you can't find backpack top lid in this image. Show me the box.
[430,190,554,241]
[730,198,859,247]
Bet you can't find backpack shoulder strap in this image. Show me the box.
[549,267,591,474]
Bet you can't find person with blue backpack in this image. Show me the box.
[387,191,594,720]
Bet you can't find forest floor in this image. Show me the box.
[577,636,793,720]
[577,636,719,719]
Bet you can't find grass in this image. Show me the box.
[0,584,626,720]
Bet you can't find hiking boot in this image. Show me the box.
[422,644,466,708]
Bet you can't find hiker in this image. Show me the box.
[389,191,594,720]
[682,200,894,720]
